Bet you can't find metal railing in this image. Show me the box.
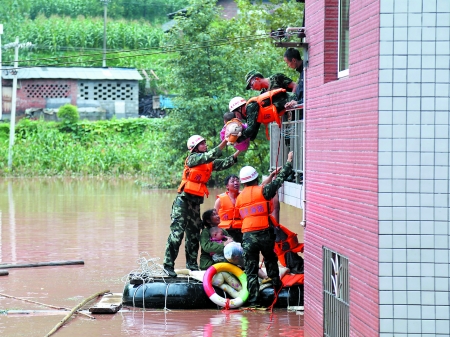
[269,108,303,184]
[323,247,350,337]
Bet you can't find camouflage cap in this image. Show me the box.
[245,70,263,90]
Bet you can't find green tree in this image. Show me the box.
[161,0,303,185]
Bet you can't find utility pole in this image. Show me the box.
[100,0,112,67]
[4,38,33,169]
[0,24,3,120]
[8,37,19,169]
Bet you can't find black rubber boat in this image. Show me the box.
[122,277,303,309]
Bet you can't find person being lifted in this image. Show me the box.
[163,135,240,278]
[236,151,294,308]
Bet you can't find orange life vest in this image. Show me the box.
[217,192,242,229]
[273,224,304,267]
[235,186,276,233]
[245,88,287,139]
[281,273,304,287]
[177,157,213,197]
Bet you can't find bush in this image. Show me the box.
[57,104,79,123]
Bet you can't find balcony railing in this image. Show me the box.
[269,108,303,184]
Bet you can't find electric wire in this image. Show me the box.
[2,33,272,70]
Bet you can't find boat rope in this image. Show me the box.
[287,287,291,308]
[163,284,171,311]
[274,127,282,178]
[267,285,283,313]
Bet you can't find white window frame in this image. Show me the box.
[338,0,350,78]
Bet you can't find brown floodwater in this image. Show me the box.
[0,178,304,337]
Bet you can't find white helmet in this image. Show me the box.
[239,166,258,183]
[229,97,246,112]
[187,135,205,152]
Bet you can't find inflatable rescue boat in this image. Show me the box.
[122,264,303,310]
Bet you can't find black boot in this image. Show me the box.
[163,265,177,278]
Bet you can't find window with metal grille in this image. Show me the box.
[24,84,70,99]
[323,247,349,337]
[79,82,134,101]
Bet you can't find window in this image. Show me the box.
[323,247,349,337]
[338,0,350,77]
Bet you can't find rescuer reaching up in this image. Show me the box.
[163,135,240,278]
[236,151,294,308]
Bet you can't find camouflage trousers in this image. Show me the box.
[242,228,280,305]
[163,195,202,270]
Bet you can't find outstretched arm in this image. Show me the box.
[262,151,294,200]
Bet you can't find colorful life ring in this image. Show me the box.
[203,263,249,308]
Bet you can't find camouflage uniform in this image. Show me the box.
[240,160,293,306]
[163,146,237,271]
[265,73,294,93]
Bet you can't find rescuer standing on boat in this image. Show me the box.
[163,135,240,278]
[235,151,294,307]
[214,174,243,243]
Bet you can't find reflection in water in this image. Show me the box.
[0,179,303,337]
[121,309,303,336]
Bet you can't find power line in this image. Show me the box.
[3,33,271,69]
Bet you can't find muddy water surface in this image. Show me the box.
[0,179,304,336]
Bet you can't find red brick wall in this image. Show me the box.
[14,79,77,114]
[304,0,379,335]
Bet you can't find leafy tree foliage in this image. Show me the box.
[161,0,303,186]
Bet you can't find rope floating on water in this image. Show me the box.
[44,289,109,337]
[0,260,84,269]
[0,292,94,319]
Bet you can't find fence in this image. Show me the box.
[269,107,303,184]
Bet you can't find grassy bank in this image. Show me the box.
[0,118,180,187]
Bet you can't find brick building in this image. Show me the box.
[1,67,142,120]
[271,0,450,335]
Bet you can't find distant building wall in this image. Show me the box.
[304,0,380,335]
[77,80,139,119]
[15,79,77,113]
[2,78,139,119]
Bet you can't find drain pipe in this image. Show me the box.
[301,34,308,230]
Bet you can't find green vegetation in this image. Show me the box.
[57,104,80,123]
[0,0,188,26]
[10,16,164,55]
